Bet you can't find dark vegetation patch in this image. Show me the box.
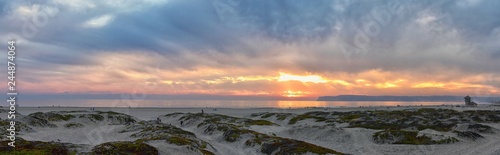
[454,130,484,141]
[252,112,293,121]
[285,108,500,133]
[96,111,121,115]
[0,138,77,155]
[202,122,256,142]
[78,114,104,122]
[463,110,500,122]
[167,136,193,146]
[21,116,57,128]
[223,123,343,154]
[62,110,87,113]
[281,108,500,145]
[101,112,137,125]
[64,122,84,129]
[179,113,277,127]
[261,138,343,155]
[122,120,212,154]
[91,141,158,155]
[245,120,275,126]
[171,113,344,154]
[24,111,137,126]
[0,120,34,137]
[289,114,327,125]
[373,130,458,145]
[467,123,497,133]
[29,112,75,121]
[165,112,184,117]
[127,121,195,141]
[348,109,461,132]
[200,149,216,155]
[21,111,103,128]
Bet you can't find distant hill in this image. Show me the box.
[317,95,500,102]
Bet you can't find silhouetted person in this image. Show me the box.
[201,109,204,114]
[180,121,184,126]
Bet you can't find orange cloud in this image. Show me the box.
[17,52,500,98]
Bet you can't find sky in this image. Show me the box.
[1,0,499,99]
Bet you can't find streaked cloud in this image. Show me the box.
[0,0,499,98]
[83,15,114,28]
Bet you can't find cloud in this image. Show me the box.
[83,15,114,28]
[415,14,437,26]
[0,0,499,97]
[456,0,483,7]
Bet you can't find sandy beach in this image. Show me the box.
[1,104,500,154]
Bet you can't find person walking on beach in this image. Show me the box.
[201,109,204,114]
[180,120,184,126]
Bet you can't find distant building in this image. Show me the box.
[464,95,477,107]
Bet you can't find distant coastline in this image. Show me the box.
[317,95,500,103]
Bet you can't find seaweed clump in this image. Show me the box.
[91,141,158,155]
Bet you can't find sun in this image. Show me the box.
[282,90,312,98]
[283,90,300,97]
[277,72,327,83]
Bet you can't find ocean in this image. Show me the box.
[18,99,464,108]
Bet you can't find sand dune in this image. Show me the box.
[1,105,500,154]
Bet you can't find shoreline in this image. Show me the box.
[4,104,499,121]
[7,102,491,109]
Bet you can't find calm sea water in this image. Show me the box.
[19,99,463,108]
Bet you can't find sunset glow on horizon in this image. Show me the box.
[18,65,500,98]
